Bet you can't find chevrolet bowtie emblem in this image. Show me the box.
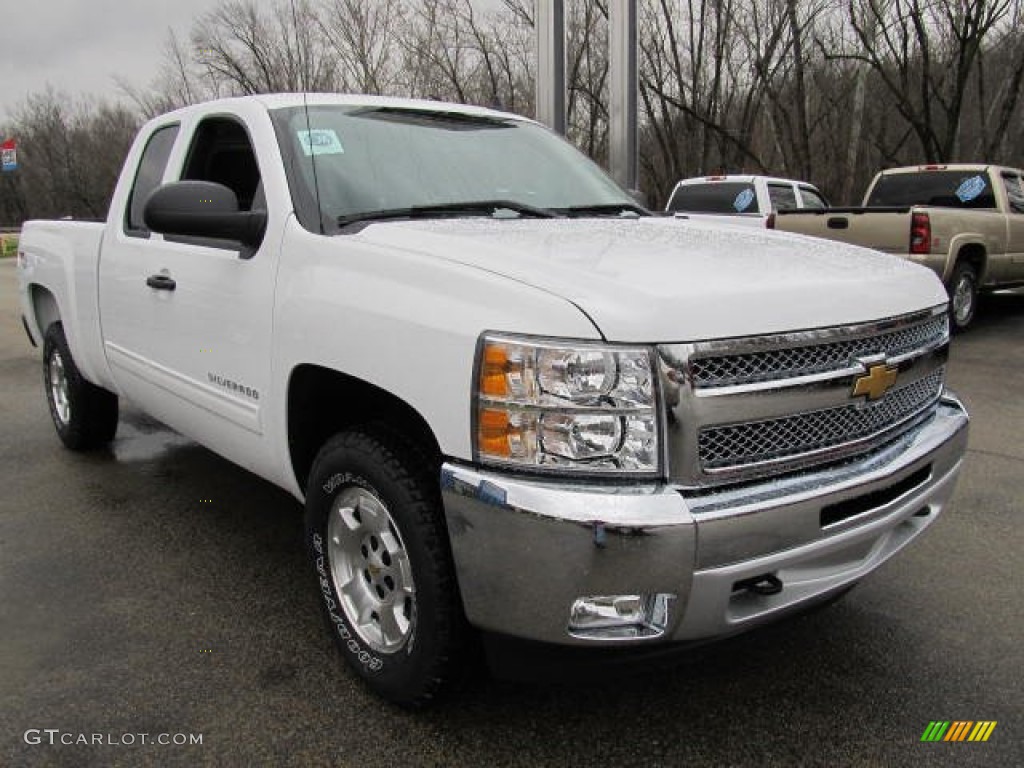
[852,363,899,400]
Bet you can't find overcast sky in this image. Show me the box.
[0,0,226,121]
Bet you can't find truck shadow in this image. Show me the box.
[972,288,1024,334]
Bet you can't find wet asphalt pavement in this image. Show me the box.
[0,258,1021,767]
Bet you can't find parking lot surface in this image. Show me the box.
[1,259,1021,767]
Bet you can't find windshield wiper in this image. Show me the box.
[555,203,650,218]
[337,200,557,229]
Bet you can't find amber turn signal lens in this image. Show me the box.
[478,407,512,457]
[480,344,510,397]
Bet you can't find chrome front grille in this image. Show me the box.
[658,306,950,488]
[698,367,945,469]
[691,312,948,388]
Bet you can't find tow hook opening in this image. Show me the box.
[732,573,783,597]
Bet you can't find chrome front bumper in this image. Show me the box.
[441,395,968,646]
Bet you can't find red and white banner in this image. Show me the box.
[1,138,17,172]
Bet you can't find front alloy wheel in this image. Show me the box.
[328,486,416,654]
[305,427,465,707]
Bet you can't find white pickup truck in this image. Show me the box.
[665,174,829,227]
[17,94,968,706]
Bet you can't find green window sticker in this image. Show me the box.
[297,129,344,157]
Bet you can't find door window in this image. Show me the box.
[180,117,263,212]
[798,186,829,209]
[1001,172,1024,214]
[124,124,180,237]
[767,183,799,211]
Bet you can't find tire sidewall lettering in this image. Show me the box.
[322,471,356,496]
[305,431,450,703]
[312,522,385,673]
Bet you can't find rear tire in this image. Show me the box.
[304,427,465,707]
[43,323,118,450]
[947,261,978,333]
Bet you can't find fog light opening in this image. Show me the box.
[568,593,673,641]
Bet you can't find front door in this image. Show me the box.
[99,109,279,472]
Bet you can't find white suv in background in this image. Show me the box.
[666,174,829,227]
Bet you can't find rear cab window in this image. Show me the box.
[124,124,180,237]
[667,182,760,214]
[866,170,997,209]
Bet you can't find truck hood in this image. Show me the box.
[355,217,947,342]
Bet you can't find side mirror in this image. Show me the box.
[143,180,267,252]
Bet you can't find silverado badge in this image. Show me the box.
[852,363,899,401]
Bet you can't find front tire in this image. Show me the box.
[947,261,979,332]
[305,428,465,707]
[43,323,118,450]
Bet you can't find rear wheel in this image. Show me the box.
[947,261,979,332]
[305,427,465,707]
[43,323,118,450]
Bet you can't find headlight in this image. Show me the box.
[474,334,661,476]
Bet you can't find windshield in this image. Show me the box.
[271,105,638,232]
[667,182,760,214]
[866,170,996,209]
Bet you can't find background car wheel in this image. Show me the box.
[947,262,979,332]
[305,427,465,707]
[43,323,118,450]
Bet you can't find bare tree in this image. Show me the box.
[397,0,534,111]
[565,0,609,160]
[192,0,338,94]
[2,90,137,224]
[119,31,214,118]
[840,0,1014,162]
[6,0,1024,226]
[318,0,405,93]
[969,0,1024,160]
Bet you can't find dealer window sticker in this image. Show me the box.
[955,175,986,203]
[297,129,345,157]
[733,188,755,212]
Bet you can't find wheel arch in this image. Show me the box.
[28,283,61,342]
[287,364,443,494]
[950,241,987,284]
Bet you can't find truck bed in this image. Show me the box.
[18,219,107,386]
[772,207,913,254]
